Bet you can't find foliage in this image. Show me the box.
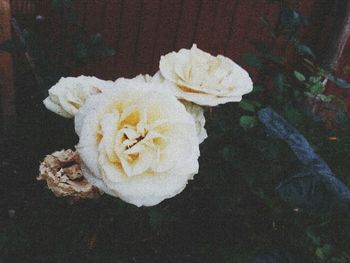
[0,0,115,90]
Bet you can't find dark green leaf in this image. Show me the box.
[90,33,103,45]
[240,115,258,130]
[243,52,262,68]
[294,70,306,81]
[309,82,325,95]
[239,100,257,112]
[318,94,332,103]
[280,9,303,30]
[295,43,315,58]
[273,72,286,92]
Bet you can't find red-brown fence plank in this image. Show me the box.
[194,0,220,52]
[173,0,201,51]
[0,0,16,133]
[150,0,183,73]
[133,0,161,75]
[210,0,240,56]
[114,0,143,78]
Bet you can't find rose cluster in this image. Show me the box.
[39,44,253,207]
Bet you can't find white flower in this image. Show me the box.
[124,73,208,144]
[159,44,253,106]
[180,100,207,144]
[43,76,115,118]
[75,80,200,207]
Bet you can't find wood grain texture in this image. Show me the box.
[0,0,16,133]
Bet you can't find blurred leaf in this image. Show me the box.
[306,226,321,246]
[294,71,306,82]
[315,244,332,261]
[295,43,316,58]
[318,94,333,103]
[309,82,325,95]
[280,9,306,30]
[240,115,258,130]
[239,100,257,112]
[273,72,286,92]
[244,52,262,68]
[91,33,103,45]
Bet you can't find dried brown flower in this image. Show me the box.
[38,149,101,202]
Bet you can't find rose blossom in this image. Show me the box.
[75,79,200,207]
[159,44,253,106]
[38,149,101,201]
[43,75,115,118]
[112,74,208,144]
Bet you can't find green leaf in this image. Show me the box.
[294,70,306,81]
[318,94,333,102]
[243,52,262,68]
[296,43,315,58]
[239,100,256,112]
[240,115,258,130]
[273,72,286,92]
[310,82,325,95]
[316,244,332,261]
[91,33,103,45]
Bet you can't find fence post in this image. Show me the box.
[0,0,16,135]
[320,0,350,71]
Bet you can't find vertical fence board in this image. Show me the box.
[194,0,220,52]
[114,0,143,78]
[133,0,161,75]
[150,0,183,73]
[173,0,201,51]
[0,0,16,134]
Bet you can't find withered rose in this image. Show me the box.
[38,149,101,201]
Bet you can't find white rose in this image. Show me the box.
[180,100,207,144]
[159,44,253,106]
[130,73,208,144]
[43,75,115,118]
[75,80,200,207]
